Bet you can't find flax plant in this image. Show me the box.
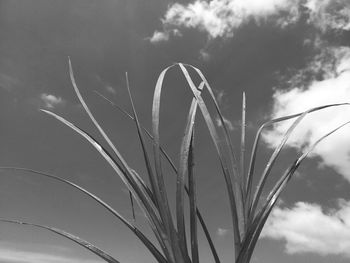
[1,60,349,263]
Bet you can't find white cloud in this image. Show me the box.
[0,73,20,91]
[151,0,350,44]
[216,116,235,131]
[94,75,117,95]
[160,0,299,39]
[149,30,170,43]
[214,90,236,130]
[148,29,182,44]
[216,90,225,104]
[105,85,116,95]
[40,93,64,109]
[216,227,230,236]
[199,49,211,61]
[263,47,350,181]
[305,0,350,32]
[261,200,350,257]
[0,247,101,263]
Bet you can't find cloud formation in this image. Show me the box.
[0,73,20,91]
[216,227,230,236]
[263,46,350,181]
[306,0,350,31]
[148,29,182,44]
[261,200,350,257]
[216,116,235,131]
[151,0,350,42]
[159,0,298,39]
[40,93,65,109]
[149,30,170,43]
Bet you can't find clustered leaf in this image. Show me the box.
[0,60,349,263]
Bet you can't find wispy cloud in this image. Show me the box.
[276,37,344,89]
[261,200,350,257]
[263,46,350,181]
[151,0,350,43]
[216,90,225,105]
[40,93,65,109]
[94,75,118,95]
[105,85,116,95]
[216,116,235,131]
[148,29,182,44]
[199,49,211,61]
[306,0,350,32]
[153,0,299,40]
[214,90,235,130]
[216,227,230,237]
[0,247,102,263]
[149,30,170,43]
[0,73,20,91]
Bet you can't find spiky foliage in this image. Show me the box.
[1,60,349,263]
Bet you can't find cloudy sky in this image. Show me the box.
[1,0,350,262]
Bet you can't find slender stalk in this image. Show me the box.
[152,65,187,263]
[0,219,120,263]
[179,64,241,259]
[125,72,159,210]
[240,121,350,263]
[188,130,199,263]
[248,103,350,220]
[177,98,198,259]
[240,92,247,232]
[177,82,204,260]
[240,92,246,187]
[129,191,136,222]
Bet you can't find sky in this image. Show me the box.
[1,0,350,262]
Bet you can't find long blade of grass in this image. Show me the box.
[196,208,221,263]
[0,219,120,263]
[0,167,167,263]
[150,135,222,263]
[68,59,164,225]
[247,103,350,220]
[152,64,188,263]
[240,92,247,230]
[125,72,159,210]
[95,91,177,179]
[153,132,221,263]
[249,108,310,219]
[69,59,128,171]
[96,90,221,263]
[184,64,244,221]
[129,191,136,222]
[185,64,240,181]
[177,92,200,259]
[178,63,241,259]
[246,102,350,195]
[239,120,350,263]
[69,58,128,172]
[246,104,349,201]
[40,109,174,262]
[40,109,159,220]
[131,169,157,206]
[262,119,350,221]
[188,130,199,263]
[68,60,169,243]
[184,63,246,219]
[236,162,299,263]
[240,92,246,183]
